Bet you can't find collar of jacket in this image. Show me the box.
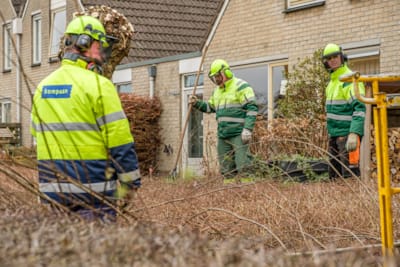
[330,64,351,80]
[62,52,90,69]
[219,77,235,89]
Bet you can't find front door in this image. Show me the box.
[182,73,204,176]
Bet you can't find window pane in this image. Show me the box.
[3,24,12,70]
[184,73,204,88]
[272,65,287,103]
[4,103,11,123]
[270,64,288,118]
[50,9,66,56]
[117,83,133,93]
[233,65,268,113]
[188,94,203,158]
[287,0,324,9]
[33,14,42,64]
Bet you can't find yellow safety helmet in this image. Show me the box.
[322,43,342,59]
[322,43,346,72]
[65,15,119,51]
[208,59,233,79]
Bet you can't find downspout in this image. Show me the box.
[148,65,157,98]
[13,18,23,124]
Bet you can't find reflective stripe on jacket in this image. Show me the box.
[31,58,140,206]
[325,64,366,137]
[194,77,258,139]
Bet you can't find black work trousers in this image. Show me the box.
[328,136,360,179]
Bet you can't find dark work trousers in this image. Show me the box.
[217,135,251,178]
[328,136,360,179]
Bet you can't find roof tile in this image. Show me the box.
[81,0,224,63]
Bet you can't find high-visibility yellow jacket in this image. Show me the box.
[325,64,366,137]
[193,76,258,139]
[31,57,140,207]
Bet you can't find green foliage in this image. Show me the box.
[277,49,330,120]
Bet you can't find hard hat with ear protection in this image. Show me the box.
[65,15,110,51]
[64,15,119,64]
[209,59,233,79]
[322,43,346,71]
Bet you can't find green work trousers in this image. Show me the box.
[217,135,251,177]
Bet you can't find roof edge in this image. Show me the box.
[116,51,202,70]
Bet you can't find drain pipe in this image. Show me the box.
[148,65,157,98]
[13,18,23,123]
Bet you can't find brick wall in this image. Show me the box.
[0,3,17,126]
[207,1,399,71]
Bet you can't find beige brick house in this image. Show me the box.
[0,0,399,176]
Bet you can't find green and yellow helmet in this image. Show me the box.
[65,15,109,48]
[208,59,233,79]
[322,43,346,72]
[322,43,342,59]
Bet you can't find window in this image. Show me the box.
[348,57,379,75]
[117,83,133,93]
[233,61,288,120]
[0,100,11,123]
[285,0,325,12]
[342,39,380,75]
[269,63,288,119]
[184,73,204,88]
[49,8,66,60]
[3,23,12,71]
[183,73,204,158]
[32,13,42,65]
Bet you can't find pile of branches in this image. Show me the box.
[59,5,135,79]
[120,94,162,175]
[252,117,328,160]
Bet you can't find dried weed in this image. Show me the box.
[1,159,399,266]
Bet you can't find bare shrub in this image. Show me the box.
[1,162,399,266]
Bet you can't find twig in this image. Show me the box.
[286,241,400,257]
[206,207,287,250]
[133,182,256,213]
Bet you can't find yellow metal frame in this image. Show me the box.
[340,72,400,257]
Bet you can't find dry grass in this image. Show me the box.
[1,158,400,266]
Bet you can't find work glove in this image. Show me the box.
[345,133,359,152]
[189,95,198,105]
[241,128,252,144]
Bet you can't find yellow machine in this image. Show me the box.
[340,72,400,258]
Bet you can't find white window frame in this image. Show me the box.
[286,0,325,11]
[49,7,66,60]
[32,13,42,65]
[232,60,288,120]
[112,69,133,93]
[3,23,12,71]
[0,100,12,123]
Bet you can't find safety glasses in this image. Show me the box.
[324,53,340,61]
[208,72,223,85]
[101,35,119,62]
